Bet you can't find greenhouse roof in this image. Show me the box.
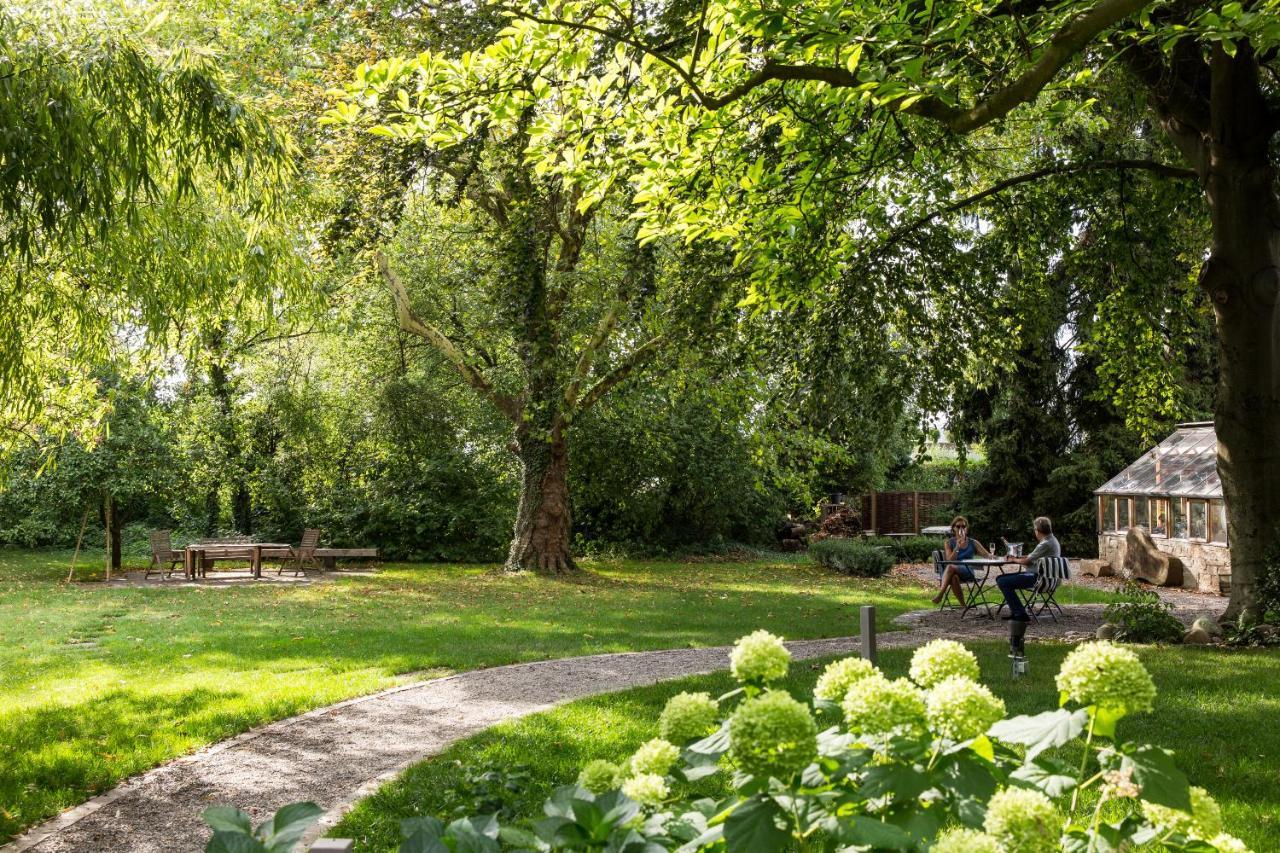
[1095,423,1221,499]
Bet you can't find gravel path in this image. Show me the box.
[3,598,1220,853]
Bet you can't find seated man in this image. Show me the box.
[997,516,1060,622]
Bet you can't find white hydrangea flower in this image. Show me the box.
[909,639,980,688]
[1055,641,1156,714]
[814,656,877,703]
[658,691,719,743]
[576,759,623,794]
[730,630,791,684]
[930,827,1003,853]
[984,786,1059,853]
[1210,833,1252,853]
[841,674,927,738]
[1142,786,1223,840]
[621,772,669,806]
[925,675,1006,742]
[629,738,679,776]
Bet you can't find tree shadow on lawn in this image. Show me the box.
[0,687,246,841]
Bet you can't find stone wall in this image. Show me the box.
[1098,531,1230,594]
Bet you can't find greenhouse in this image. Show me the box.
[1094,422,1230,593]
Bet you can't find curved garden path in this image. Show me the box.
[4,601,1216,853]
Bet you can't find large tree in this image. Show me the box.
[468,0,1280,620]
[330,49,729,572]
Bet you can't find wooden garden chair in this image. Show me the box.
[278,528,322,576]
[147,530,183,579]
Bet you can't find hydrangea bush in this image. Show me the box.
[212,635,1249,852]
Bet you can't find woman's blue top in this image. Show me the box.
[947,537,978,561]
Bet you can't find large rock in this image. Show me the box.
[1183,627,1213,645]
[1122,526,1184,587]
[1096,623,1119,640]
[1191,616,1223,637]
[1080,559,1113,578]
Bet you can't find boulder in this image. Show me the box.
[1191,616,1223,637]
[1096,623,1119,640]
[1122,527,1184,587]
[1080,559,1114,578]
[1182,627,1213,645]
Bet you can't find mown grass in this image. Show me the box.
[0,546,1098,841]
[332,641,1280,853]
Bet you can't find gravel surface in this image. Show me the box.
[4,593,1224,853]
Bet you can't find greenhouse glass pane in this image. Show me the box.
[1190,501,1207,539]
[1171,499,1187,538]
[1210,500,1228,544]
[1135,498,1149,529]
[1151,499,1169,537]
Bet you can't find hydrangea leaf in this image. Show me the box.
[722,794,789,853]
[988,708,1088,759]
[1010,755,1079,798]
[1121,745,1192,811]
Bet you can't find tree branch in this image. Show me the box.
[563,300,624,411]
[576,334,667,413]
[532,0,1154,135]
[878,157,1197,252]
[375,251,520,421]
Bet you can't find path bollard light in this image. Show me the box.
[860,605,877,666]
[309,840,354,852]
[1009,619,1028,678]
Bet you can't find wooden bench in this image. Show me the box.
[313,548,379,570]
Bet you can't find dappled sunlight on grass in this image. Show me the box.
[0,547,941,840]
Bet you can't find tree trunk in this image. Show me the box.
[1197,46,1280,624]
[102,494,113,581]
[505,433,574,574]
[110,504,123,572]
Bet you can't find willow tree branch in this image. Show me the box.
[877,158,1197,253]
[375,251,520,421]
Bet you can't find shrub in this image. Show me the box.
[250,633,1228,853]
[808,538,893,577]
[1104,582,1185,644]
[888,535,943,563]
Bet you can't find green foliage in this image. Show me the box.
[0,3,299,450]
[202,802,323,853]
[808,538,893,577]
[888,536,944,564]
[324,635,1227,853]
[1104,583,1186,645]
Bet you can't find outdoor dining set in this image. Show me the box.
[932,547,1071,622]
[146,529,377,580]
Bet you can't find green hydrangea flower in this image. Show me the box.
[730,630,791,684]
[728,689,818,779]
[926,676,1006,742]
[629,738,680,776]
[1210,833,1252,853]
[621,772,669,806]
[577,759,624,794]
[1142,786,1223,840]
[930,827,1003,853]
[909,639,981,688]
[814,656,878,703]
[1055,640,1156,715]
[841,674,927,738]
[658,691,720,743]
[984,787,1059,853]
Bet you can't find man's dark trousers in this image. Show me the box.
[997,571,1037,621]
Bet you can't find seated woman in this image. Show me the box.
[932,516,992,605]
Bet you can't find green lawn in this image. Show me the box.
[332,642,1280,852]
[0,547,1009,841]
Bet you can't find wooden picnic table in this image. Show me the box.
[184,543,292,579]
